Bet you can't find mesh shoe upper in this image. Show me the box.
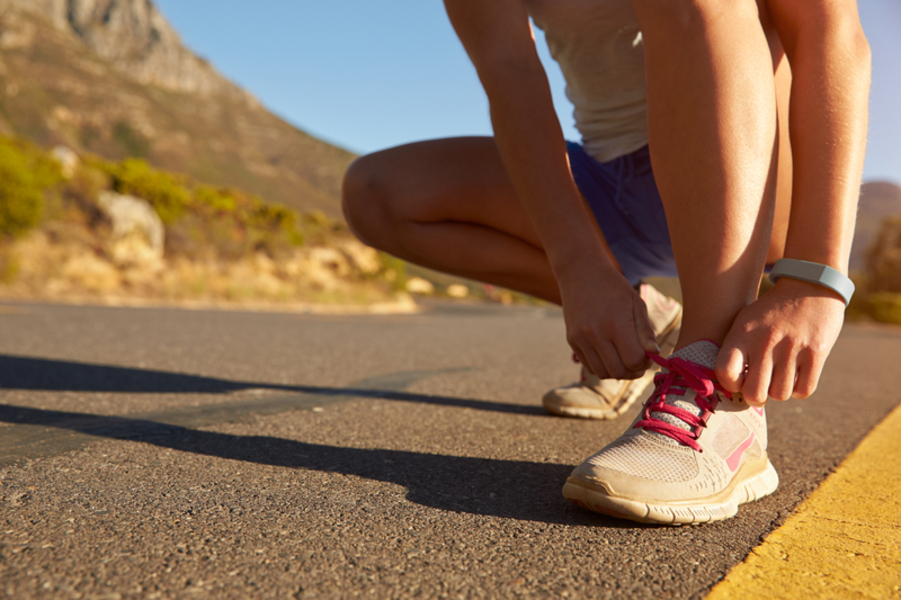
[569,341,770,502]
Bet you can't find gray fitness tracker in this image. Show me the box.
[769,258,855,306]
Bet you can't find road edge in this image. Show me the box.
[706,400,901,599]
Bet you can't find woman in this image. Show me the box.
[341,0,870,524]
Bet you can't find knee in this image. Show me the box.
[632,0,759,34]
[767,0,870,67]
[341,155,394,249]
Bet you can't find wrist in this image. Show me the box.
[550,241,620,285]
[770,275,848,307]
[769,258,854,305]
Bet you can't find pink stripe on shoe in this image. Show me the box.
[726,433,755,472]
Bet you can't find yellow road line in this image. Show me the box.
[707,402,901,599]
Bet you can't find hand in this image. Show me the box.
[558,264,660,380]
[715,277,846,405]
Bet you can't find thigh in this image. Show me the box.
[344,136,543,249]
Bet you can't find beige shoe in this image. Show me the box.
[563,341,778,525]
[542,283,682,420]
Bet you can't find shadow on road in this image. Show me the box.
[0,355,643,526]
[0,354,545,415]
[0,403,636,528]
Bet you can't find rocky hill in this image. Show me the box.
[0,0,354,219]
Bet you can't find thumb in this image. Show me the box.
[716,341,747,393]
[633,296,660,355]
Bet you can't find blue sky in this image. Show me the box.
[155,0,900,184]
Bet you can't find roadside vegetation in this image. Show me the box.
[0,135,320,257]
[0,135,412,309]
[0,137,62,242]
[0,134,535,310]
[848,216,901,325]
[2,133,896,319]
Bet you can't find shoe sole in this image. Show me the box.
[542,305,683,420]
[562,457,779,525]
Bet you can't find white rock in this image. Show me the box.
[446,284,469,299]
[51,145,79,178]
[97,190,165,266]
[306,247,351,277]
[337,239,381,274]
[406,277,434,295]
[289,247,351,291]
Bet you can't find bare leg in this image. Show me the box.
[633,0,784,349]
[343,137,618,305]
[768,39,793,265]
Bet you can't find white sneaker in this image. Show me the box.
[542,283,682,419]
[562,341,779,525]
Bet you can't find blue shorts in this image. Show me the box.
[567,142,677,285]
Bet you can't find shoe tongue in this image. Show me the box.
[669,340,719,370]
[648,341,720,445]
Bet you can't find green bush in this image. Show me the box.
[245,199,304,256]
[0,135,314,261]
[865,293,901,325]
[0,137,62,239]
[194,185,236,213]
[151,182,305,259]
[378,252,408,292]
[0,245,19,282]
[108,158,191,223]
[867,216,901,293]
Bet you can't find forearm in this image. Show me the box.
[773,4,871,272]
[716,2,871,402]
[481,66,615,278]
[444,0,654,378]
[442,0,615,281]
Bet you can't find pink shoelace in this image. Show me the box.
[634,352,731,452]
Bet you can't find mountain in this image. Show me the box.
[851,181,901,271]
[0,0,354,219]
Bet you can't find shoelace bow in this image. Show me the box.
[634,352,731,452]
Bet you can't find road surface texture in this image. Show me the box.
[1,301,899,598]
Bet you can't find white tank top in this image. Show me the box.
[524,0,648,163]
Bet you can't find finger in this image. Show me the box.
[581,345,611,380]
[571,348,592,374]
[715,342,747,394]
[632,296,660,355]
[599,340,642,380]
[768,340,797,402]
[792,346,822,399]
[741,347,772,406]
[570,343,602,378]
[606,302,653,374]
[615,332,651,374]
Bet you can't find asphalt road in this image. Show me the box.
[1,301,899,599]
